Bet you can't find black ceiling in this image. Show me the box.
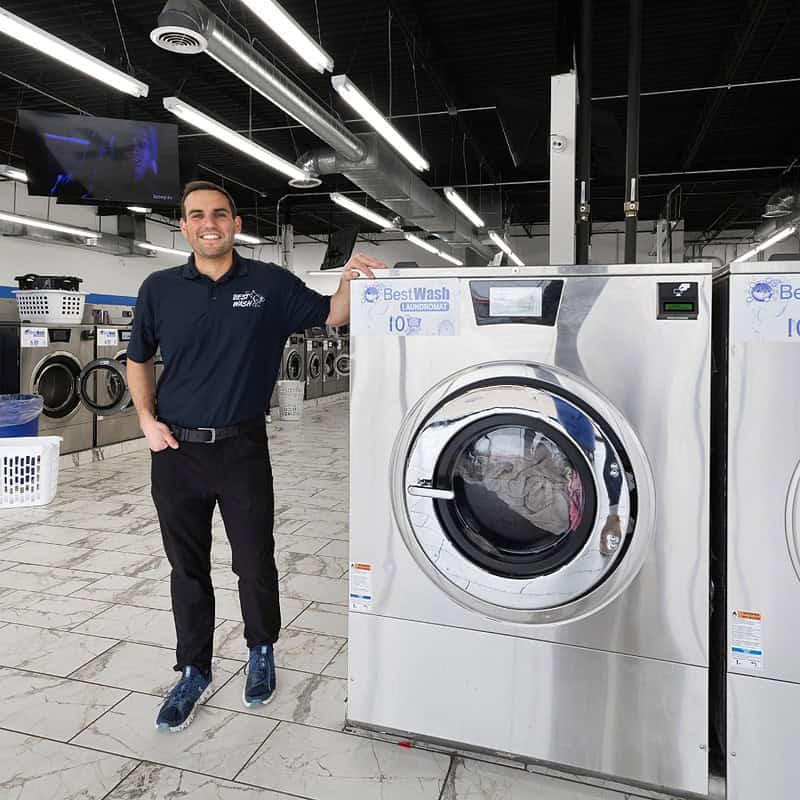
[1,0,799,243]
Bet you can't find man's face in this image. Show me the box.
[180,190,242,259]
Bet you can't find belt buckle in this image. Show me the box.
[197,427,216,444]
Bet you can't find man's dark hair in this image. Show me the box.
[180,181,238,219]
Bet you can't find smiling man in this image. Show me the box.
[126,180,382,732]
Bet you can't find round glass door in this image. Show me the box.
[335,353,350,376]
[434,414,597,579]
[391,362,656,624]
[308,352,321,380]
[285,350,303,380]
[324,349,336,378]
[78,358,130,415]
[33,355,81,418]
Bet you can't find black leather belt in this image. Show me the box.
[166,419,264,444]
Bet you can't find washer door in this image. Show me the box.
[324,347,336,378]
[335,352,350,377]
[308,351,321,380]
[391,362,656,624]
[285,349,304,381]
[78,357,130,416]
[32,352,82,419]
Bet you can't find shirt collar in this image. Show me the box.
[181,250,249,281]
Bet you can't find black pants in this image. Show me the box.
[151,425,279,677]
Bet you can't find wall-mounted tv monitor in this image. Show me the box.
[18,110,180,206]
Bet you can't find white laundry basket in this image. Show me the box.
[0,436,62,507]
[277,380,305,421]
[13,290,87,324]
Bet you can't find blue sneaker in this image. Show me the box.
[155,666,212,732]
[243,644,276,707]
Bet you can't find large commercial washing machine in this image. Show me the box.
[0,323,95,453]
[333,337,350,393]
[305,329,324,400]
[80,324,143,447]
[348,264,712,796]
[321,336,338,396]
[714,260,800,799]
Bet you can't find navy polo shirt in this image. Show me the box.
[128,251,331,428]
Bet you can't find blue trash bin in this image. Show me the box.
[0,394,44,437]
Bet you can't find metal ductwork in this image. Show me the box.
[152,0,492,261]
[151,0,364,162]
[299,135,492,261]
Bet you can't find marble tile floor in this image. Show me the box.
[0,398,680,800]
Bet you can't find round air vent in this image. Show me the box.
[288,175,323,189]
[150,26,208,54]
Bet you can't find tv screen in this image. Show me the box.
[18,110,180,206]
[320,225,359,270]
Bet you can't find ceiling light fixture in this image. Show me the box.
[163,97,308,183]
[0,211,100,239]
[0,7,148,97]
[733,224,797,263]
[0,164,28,183]
[330,192,397,230]
[126,206,151,214]
[136,241,190,257]
[331,74,429,171]
[405,233,463,266]
[488,230,525,267]
[238,0,334,73]
[444,186,485,228]
[234,232,264,245]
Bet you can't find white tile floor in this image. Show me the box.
[0,399,679,800]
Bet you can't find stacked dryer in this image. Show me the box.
[714,260,800,799]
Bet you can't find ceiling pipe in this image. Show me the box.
[624,0,642,263]
[151,0,365,162]
[151,0,492,260]
[576,0,593,264]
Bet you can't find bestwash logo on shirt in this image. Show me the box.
[232,290,266,309]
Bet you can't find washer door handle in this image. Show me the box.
[407,485,455,500]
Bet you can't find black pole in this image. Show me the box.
[624,0,642,263]
[576,0,593,264]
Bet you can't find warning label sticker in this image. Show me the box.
[731,610,763,672]
[349,562,373,611]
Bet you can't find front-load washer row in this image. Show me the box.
[348,263,712,797]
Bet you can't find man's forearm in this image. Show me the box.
[326,286,350,326]
[127,358,157,423]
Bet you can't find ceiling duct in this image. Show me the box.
[763,187,797,219]
[299,135,492,261]
[151,0,491,260]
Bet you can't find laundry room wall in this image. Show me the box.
[0,181,188,303]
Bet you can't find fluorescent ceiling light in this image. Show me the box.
[127,206,151,214]
[405,233,463,266]
[234,232,264,245]
[0,211,100,239]
[136,241,190,257]
[0,7,148,97]
[733,224,797,263]
[163,97,307,183]
[331,74,429,171]
[238,0,334,73]
[488,230,525,267]
[444,186,485,228]
[0,164,28,182]
[330,192,396,229]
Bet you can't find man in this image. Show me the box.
[127,180,382,732]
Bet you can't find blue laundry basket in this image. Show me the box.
[0,394,44,437]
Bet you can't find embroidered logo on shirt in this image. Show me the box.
[232,290,266,309]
